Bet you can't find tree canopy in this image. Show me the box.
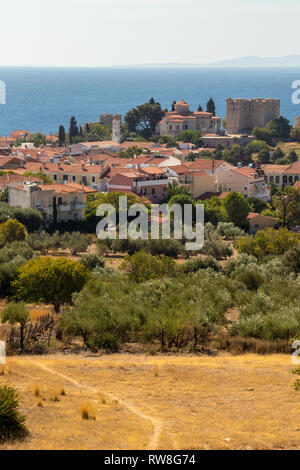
[13,257,89,312]
[223,192,250,228]
[0,219,26,246]
[124,99,164,139]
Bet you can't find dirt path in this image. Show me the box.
[31,360,163,450]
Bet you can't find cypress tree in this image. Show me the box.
[58,125,65,146]
[206,97,216,116]
[69,116,79,144]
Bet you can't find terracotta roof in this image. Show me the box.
[10,130,30,139]
[141,167,164,175]
[218,191,230,199]
[109,167,140,177]
[0,156,24,167]
[111,171,143,179]
[66,183,97,193]
[144,157,168,165]
[247,212,260,219]
[294,181,300,190]
[197,191,229,200]
[247,212,276,221]
[285,161,300,174]
[127,156,152,165]
[184,159,231,171]
[23,162,106,175]
[39,183,87,194]
[0,173,41,184]
[231,167,262,179]
[262,164,290,173]
[166,165,190,174]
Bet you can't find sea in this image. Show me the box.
[0,66,300,136]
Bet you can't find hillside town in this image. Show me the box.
[1,97,300,229]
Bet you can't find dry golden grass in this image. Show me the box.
[277,141,300,158]
[0,353,299,450]
[29,309,52,321]
[80,401,96,420]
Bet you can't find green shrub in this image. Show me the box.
[86,332,120,352]
[0,385,27,441]
[120,250,177,283]
[236,269,265,291]
[217,222,244,239]
[148,239,182,258]
[231,314,265,339]
[183,256,221,273]
[79,254,105,271]
[282,247,300,274]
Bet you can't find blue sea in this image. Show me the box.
[0,66,300,136]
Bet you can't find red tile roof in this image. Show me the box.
[184,159,231,171]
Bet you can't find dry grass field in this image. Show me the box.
[0,353,300,450]
[277,141,300,158]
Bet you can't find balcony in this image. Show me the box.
[133,178,168,188]
[58,204,71,211]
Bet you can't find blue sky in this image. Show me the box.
[1,0,299,66]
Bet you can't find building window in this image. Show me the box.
[244,186,247,191]
[289,176,293,183]
[58,197,63,205]
[72,175,76,182]
[63,174,68,181]
[92,176,96,183]
[276,176,280,184]
[270,176,274,182]
[152,188,155,194]
[53,174,57,181]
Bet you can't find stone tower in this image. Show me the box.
[112,114,121,143]
[294,116,300,128]
[226,98,280,134]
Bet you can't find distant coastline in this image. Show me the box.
[112,55,300,69]
[1,55,300,69]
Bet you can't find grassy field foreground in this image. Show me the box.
[0,353,299,450]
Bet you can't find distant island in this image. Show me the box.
[117,55,300,68]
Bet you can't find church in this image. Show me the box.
[156,100,222,137]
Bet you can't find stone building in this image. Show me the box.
[294,116,300,128]
[226,98,280,134]
[99,113,113,126]
[156,100,221,137]
[112,114,121,144]
[262,161,300,187]
[7,182,87,222]
[107,167,168,202]
[216,166,270,201]
[8,182,54,219]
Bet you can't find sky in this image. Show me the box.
[1,0,299,67]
